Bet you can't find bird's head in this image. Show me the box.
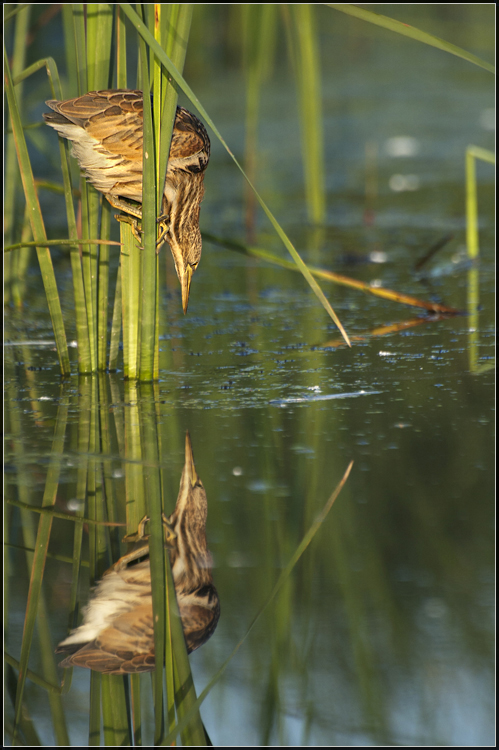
[162,179,204,314]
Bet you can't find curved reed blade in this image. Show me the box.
[162,460,353,745]
[327,4,495,73]
[5,50,70,375]
[119,3,351,346]
[202,232,463,315]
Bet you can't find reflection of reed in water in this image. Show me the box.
[56,433,220,673]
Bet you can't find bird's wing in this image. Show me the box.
[45,90,144,163]
[58,603,156,674]
[169,107,210,172]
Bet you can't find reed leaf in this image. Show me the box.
[5,498,125,528]
[86,6,115,371]
[168,561,207,746]
[118,2,350,346]
[465,146,495,261]
[11,394,69,743]
[6,364,70,744]
[287,4,326,225]
[137,13,159,382]
[5,654,62,694]
[98,373,121,560]
[61,4,78,96]
[101,675,131,745]
[139,384,167,742]
[89,671,101,744]
[120,220,142,379]
[86,3,114,91]
[327,4,495,73]
[38,53,94,373]
[72,4,88,93]
[5,663,43,746]
[241,4,277,240]
[97,203,112,369]
[70,6,100,372]
[130,674,142,745]
[159,5,193,216]
[5,238,121,252]
[4,4,31,23]
[116,5,128,86]
[123,381,146,533]
[465,146,494,375]
[4,48,71,375]
[108,258,123,371]
[4,3,30,308]
[162,460,354,745]
[203,232,462,314]
[11,190,33,309]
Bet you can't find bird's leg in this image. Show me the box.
[115,214,144,247]
[111,514,176,571]
[107,193,170,251]
[105,194,144,221]
[122,513,177,547]
[107,195,144,244]
[156,215,170,254]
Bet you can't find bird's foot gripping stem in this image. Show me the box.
[115,213,169,252]
[110,514,177,571]
[122,513,177,547]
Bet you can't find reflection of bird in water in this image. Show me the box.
[56,433,220,673]
[43,90,210,313]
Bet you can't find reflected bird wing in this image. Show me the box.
[57,603,155,674]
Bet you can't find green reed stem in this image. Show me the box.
[289,4,326,225]
[109,258,123,372]
[4,48,71,375]
[138,19,158,382]
[162,460,354,745]
[327,4,495,73]
[138,384,166,742]
[120,220,142,379]
[241,4,277,241]
[4,4,30,259]
[12,393,69,743]
[465,145,495,261]
[119,2,350,346]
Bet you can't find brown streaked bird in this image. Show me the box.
[56,432,220,674]
[43,89,210,313]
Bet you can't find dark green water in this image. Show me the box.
[5,5,495,746]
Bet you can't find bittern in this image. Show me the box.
[56,433,220,674]
[43,89,210,313]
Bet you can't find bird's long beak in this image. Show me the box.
[184,431,199,488]
[181,265,193,315]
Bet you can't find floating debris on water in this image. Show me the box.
[269,390,382,406]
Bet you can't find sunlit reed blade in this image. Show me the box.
[163,460,354,745]
[327,4,495,73]
[322,315,456,348]
[203,232,463,315]
[119,3,351,345]
[4,50,70,376]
